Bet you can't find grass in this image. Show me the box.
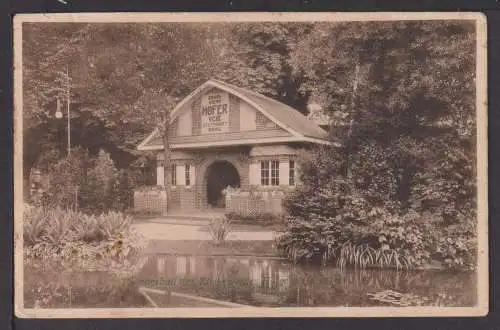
[329,242,412,270]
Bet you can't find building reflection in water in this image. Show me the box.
[136,254,476,307]
[138,254,291,297]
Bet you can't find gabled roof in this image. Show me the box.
[211,79,328,141]
[137,79,335,151]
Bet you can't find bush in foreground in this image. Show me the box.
[39,148,133,215]
[24,206,146,271]
[23,205,147,307]
[276,184,477,271]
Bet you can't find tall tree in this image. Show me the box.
[291,20,476,219]
[215,22,313,114]
[23,23,229,204]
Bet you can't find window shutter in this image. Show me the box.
[177,164,185,186]
[279,160,289,186]
[249,162,260,185]
[156,165,164,186]
[171,164,177,186]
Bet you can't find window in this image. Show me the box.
[260,161,269,186]
[260,160,279,186]
[185,164,191,186]
[271,160,279,186]
[171,164,177,186]
[289,160,295,185]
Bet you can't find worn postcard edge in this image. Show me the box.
[12,11,489,318]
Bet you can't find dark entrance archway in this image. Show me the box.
[206,161,241,208]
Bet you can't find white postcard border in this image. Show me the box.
[13,11,489,318]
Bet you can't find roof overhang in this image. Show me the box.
[136,128,160,151]
[137,136,339,151]
[137,79,337,151]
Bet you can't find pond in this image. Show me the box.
[24,254,476,308]
[135,254,477,308]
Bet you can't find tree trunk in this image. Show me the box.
[345,62,361,181]
[162,110,172,214]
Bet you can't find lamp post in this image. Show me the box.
[53,65,78,209]
[55,65,71,156]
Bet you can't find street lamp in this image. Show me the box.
[54,65,78,209]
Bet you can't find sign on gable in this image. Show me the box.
[201,91,230,134]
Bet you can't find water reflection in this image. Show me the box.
[136,254,476,307]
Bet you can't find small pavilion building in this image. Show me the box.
[135,79,334,215]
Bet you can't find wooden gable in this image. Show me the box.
[137,80,331,151]
[166,87,291,142]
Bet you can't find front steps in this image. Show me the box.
[165,209,226,220]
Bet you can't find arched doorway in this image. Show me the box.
[206,161,240,208]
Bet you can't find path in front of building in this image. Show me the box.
[132,218,276,241]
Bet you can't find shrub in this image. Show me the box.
[431,213,477,270]
[79,149,123,214]
[114,170,134,211]
[207,215,232,244]
[23,206,146,273]
[41,147,89,210]
[275,214,417,269]
[39,148,134,215]
[276,184,477,270]
[23,206,148,308]
[23,205,51,245]
[24,206,80,245]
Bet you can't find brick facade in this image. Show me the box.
[134,146,299,215]
[134,82,327,216]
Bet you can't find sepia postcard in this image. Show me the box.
[13,12,488,318]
